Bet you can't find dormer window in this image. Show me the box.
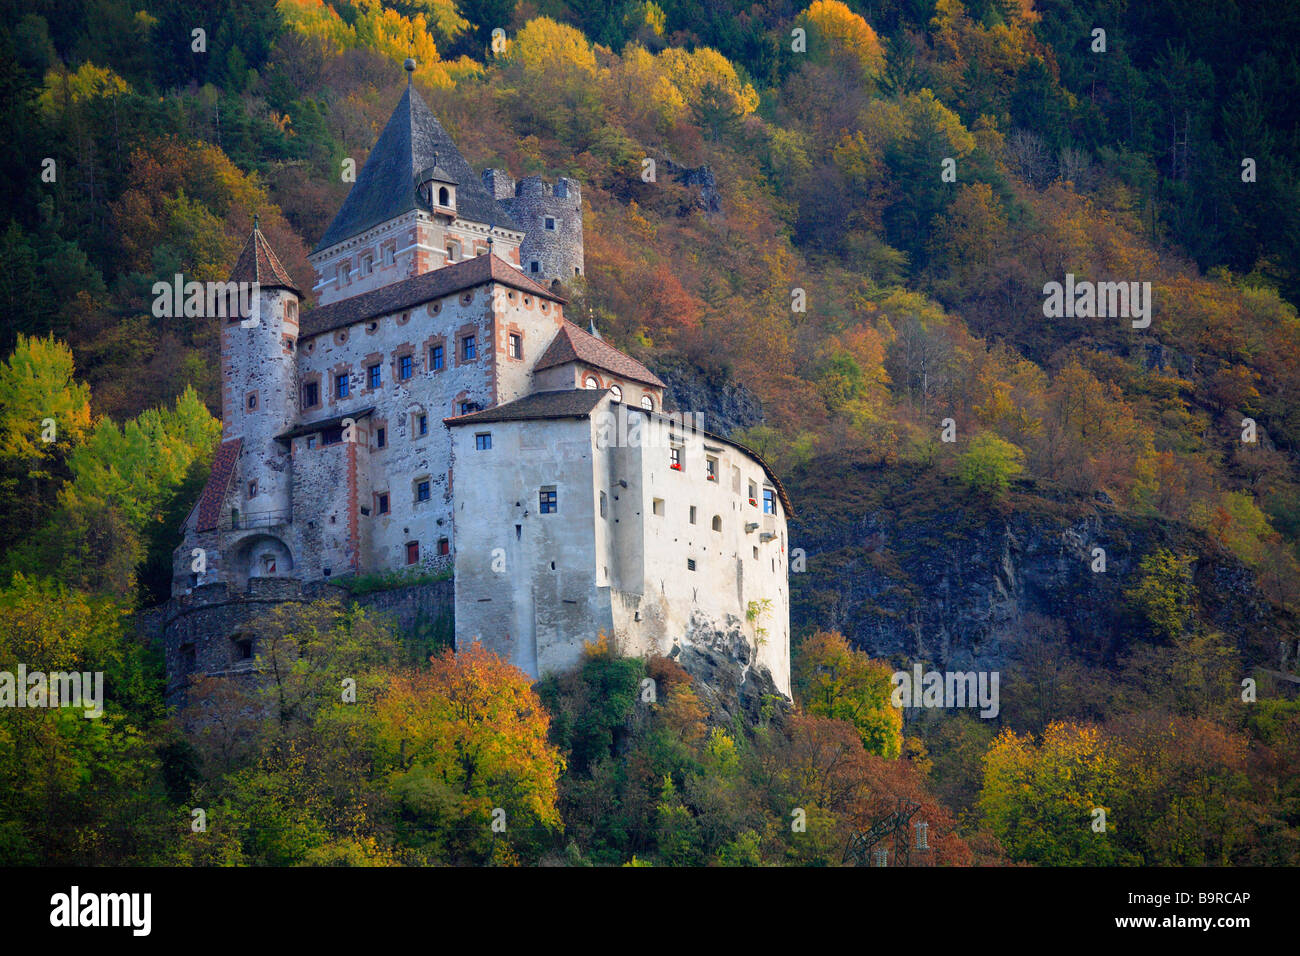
[438,186,450,206]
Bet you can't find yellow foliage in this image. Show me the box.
[797,0,886,76]
[38,63,132,115]
[655,46,758,117]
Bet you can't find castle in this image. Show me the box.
[164,69,791,701]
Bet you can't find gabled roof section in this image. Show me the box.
[230,226,299,293]
[195,438,242,533]
[535,321,666,389]
[313,84,521,253]
[444,388,606,426]
[299,253,560,339]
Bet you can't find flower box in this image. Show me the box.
[670,463,683,471]
[748,498,757,506]
[707,474,718,482]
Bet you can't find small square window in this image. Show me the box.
[475,433,492,450]
[378,493,389,514]
[234,637,254,661]
[544,216,556,230]
[459,401,477,415]
[437,538,450,556]
[376,427,386,449]
[530,261,540,273]
[508,333,522,359]
[539,488,558,514]
[416,480,431,502]
[399,355,413,380]
[406,541,419,565]
[367,365,381,389]
[462,335,477,361]
[652,498,665,516]
[306,436,317,450]
[430,344,444,370]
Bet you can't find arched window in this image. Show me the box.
[641,395,654,411]
[438,186,450,206]
[712,515,722,532]
[609,385,623,403]
[584,375,600,389]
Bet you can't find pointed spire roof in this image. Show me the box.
[229,221,299,293]
[313,84,521,254]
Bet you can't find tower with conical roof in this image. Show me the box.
[309,62,525,306]
[220,220,301,531]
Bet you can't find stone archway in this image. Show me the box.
[232,534,294,585]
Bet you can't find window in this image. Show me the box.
[530,261,540,274]
[610,385,622,403]
[447,241,461,262]
[706,457,718,482]
[378,493,389,515]
[475,433,492,450]
[584,375,599,389]
[508,333,522,359]
[641,395,654,411]
[234,637,254,661]
[599,491,607,518]
[712,515,722,532]
[248,480,258,498]
[338,262,350,285]
[438,186,450,206]
[406,541,419,565]
[748,480,758,505]
[360,255,372,276]
[382,244,395,266]
[430,344,444,370]
[180,644,196,671]
[437,537,450,556]
[376,427,386,449]
[306,436,317,450]
[416,413,428,436]
[670,446,682,471]
[687,558,697,572]
[763,488,776,515]
[462,335,477,361]
[301,382,319,408]
[539,487,558,514]
[399,355,413,380]
[416,480,431,502]
[652,498,665,517]
[335,373,349,399]
[459,401,477,415]
[689,505,697,524]
[322,426,343,445]
[247,393,257,410]
[544,216,556,230]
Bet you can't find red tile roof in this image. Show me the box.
[195,438,241,532]
[535,321,666,388]
[299,254,561,339]
[230,227,299,294]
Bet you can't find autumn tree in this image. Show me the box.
[793,630,902,758]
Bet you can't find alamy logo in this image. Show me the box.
[152,274,260,325]
[594,408,705,449]
[1042,273,1152,328]
[0,665,103,718]
[50,886,151,936]
[891,665,999,718]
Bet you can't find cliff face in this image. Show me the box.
[786,460,1289,674]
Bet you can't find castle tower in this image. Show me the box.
[221,222,300,529]
[309,65,525,306]
[483,170,585,289]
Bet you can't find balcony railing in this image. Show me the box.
[231,508,292,530]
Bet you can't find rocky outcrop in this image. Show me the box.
[656,357,765,437]
[788,463,1289,674]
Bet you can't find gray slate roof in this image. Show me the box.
[313,84,521,253]
[443,388,607,426]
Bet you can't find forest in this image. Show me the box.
[1,0,1298,866]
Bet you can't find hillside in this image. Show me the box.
[1,0,1299,867]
